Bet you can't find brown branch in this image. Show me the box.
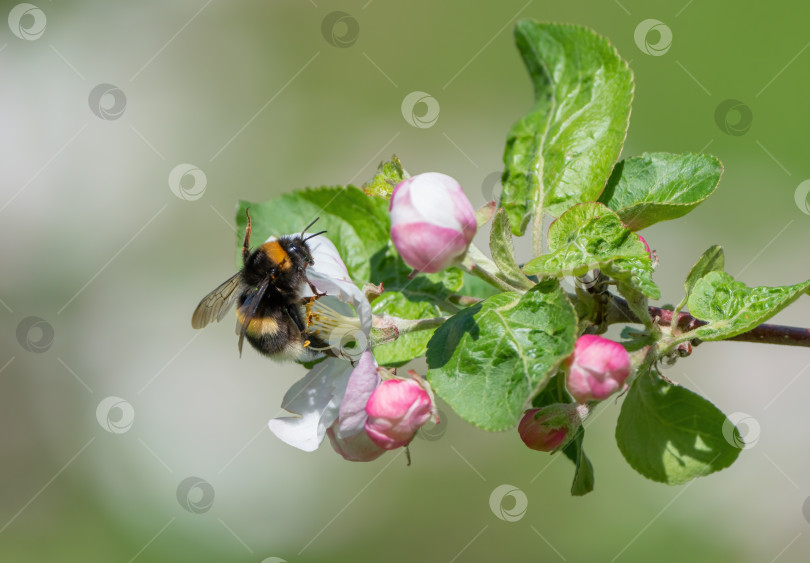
[608,296,810,348]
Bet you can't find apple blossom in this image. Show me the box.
[267,234,375,453]
[365,373,437,450]
[565,334,631,403]
[389,172,477,273]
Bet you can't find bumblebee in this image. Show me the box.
[191,210,329,361]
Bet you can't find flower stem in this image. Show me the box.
[392,316,448,334]
[370,315,449,347]
[461,246,518,292]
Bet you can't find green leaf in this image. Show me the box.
[684,245,725,297]
[489,208,534,290]
[616,368,741,484]
[426,280,577,431]
[374,260,464,310]
[523,202,659,299]
[371,292,439,367]
[361,155,408,198]
[686,271,810,341]
[501,20,633,234]
[598,153,723,230]
[563,427,595,496]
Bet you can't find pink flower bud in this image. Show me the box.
[389,172,477,273]
[518,403,585,452]
[566,335,631,403]
[364,377,434,450]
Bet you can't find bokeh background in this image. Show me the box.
[2,0,810,561]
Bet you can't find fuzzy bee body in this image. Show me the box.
[191,213,328,361]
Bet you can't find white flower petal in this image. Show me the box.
[306,235,352,283]
[410,177,464,232]
[267,358,353,452]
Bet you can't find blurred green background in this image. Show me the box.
[3,0,810,561]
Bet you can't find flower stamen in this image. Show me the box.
[306,299,367,359]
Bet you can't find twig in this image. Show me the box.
[608,295,810,348]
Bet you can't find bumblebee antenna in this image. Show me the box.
[242,208,253,264]
[303,230,328,242]
[301,217,320,237]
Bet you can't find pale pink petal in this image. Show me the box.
[327,424,386,462]
[336,351,380,439]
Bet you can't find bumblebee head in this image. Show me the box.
[241,215,326,289]
[291,217,327,268]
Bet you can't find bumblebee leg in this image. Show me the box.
[285,303,306,332]
[242,208,252,264]
[306,280,327,298]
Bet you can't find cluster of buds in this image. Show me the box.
[519,334,631,452]
[268,170,642,461]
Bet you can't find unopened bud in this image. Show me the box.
[566,335,631,403]
[365,375,435,450]
[518,403,586,452]
[389,172,477,273]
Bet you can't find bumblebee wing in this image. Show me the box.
[191,273,242,329]
[236,277,270,356]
